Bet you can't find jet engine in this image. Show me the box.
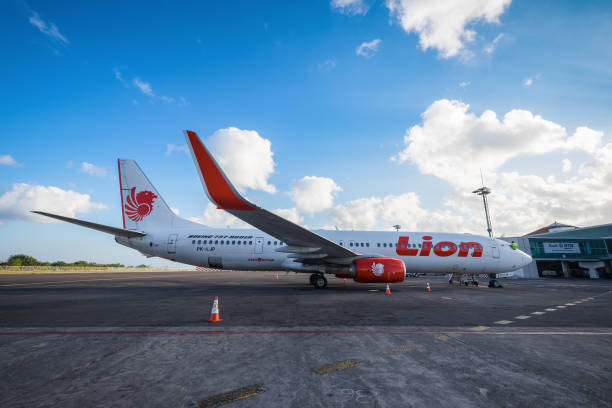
[335,257,405,283]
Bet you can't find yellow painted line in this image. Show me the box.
[531,311,546,315]
[467,326,489,331]
[313,360,362,375]
[436,335,451,341]
[565,303,576,306]
[196,384,266,408]
[494,320,513,325]
[545,308,557,312]
[515,315,531,320]
[390,344,418,354]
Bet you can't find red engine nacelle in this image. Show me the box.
[352,257,405,283]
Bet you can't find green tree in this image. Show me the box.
[6,254,40,266]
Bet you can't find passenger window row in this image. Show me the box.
[192,240,253,246]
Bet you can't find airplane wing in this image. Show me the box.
[31,211,146,238]
[184,130,358,262]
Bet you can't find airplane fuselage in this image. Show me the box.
[117,228,529,275]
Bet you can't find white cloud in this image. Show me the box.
[132,77,183,104]
[318,58,337,71]
[484,32,504,54]
[80,162,109,177]
[562,159,572,173]
[330,193,465,232]
[166,144,189,155]
[113,68,124,82]
[28,11,68,45]
[208,127,276,194]
[290,176,342,214]
[391,99,612,235]
[0,155,22,167]
[390,99,598,189]
[188,203,249,228]
[331,0,369,15]
[523,73,541,86]
[356,38,382,58]
[0,183,106,223]
[272,208,303,224]
[566,126,603,154]
[459,81,470,88]
[133,78,154,97]
[385,0,511,58]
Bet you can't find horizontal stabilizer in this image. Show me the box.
[31,211,146,238]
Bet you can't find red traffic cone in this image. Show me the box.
[385,283,391,295]
[344,279,347,284]
[275,273,279,280]
[426,282,431,293]
[207,296,223,322]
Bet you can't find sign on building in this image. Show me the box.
[543,242,580,254]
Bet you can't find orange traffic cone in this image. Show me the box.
[385,283,391,295]
[275,273,279,280]
[344,279,347,284]
[207,296,223,322]
[426,282,431,293]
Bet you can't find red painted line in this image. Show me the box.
[0,330,611,337]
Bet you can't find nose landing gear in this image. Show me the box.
[488,273,503,288]
[309,273,328,289]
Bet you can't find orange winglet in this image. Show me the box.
[185,130,255,211]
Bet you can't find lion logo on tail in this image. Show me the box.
[124,187,158,222]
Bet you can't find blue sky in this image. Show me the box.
[1,0,611,266]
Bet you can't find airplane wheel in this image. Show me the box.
[474,281,479,286]
[488,279,502,288]
[309,273,318,285]
[313,275,328,289]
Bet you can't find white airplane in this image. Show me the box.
[34,130,532,289]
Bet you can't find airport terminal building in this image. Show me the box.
[502,222,612,279]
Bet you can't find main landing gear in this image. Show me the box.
[309,273,328,289]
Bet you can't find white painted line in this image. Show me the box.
[531,311,546,315]
[494,320,513,325]
[515,315,531,320]
[545,308,557,312]
[557,305,567,309]
[573,301,583,304]
[565,303,576,306]
[468,326,489,331]
[0,276,164,287]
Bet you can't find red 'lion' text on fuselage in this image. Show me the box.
[396,236,483,258]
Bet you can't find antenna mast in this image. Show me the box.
[472,170,493,238]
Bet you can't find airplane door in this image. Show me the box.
[492,244,500,258]
[167,234,178,254]
[255,237,264,254]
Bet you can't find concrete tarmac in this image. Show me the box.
[1,271,611,407]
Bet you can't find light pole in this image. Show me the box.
[472,186,492,238]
